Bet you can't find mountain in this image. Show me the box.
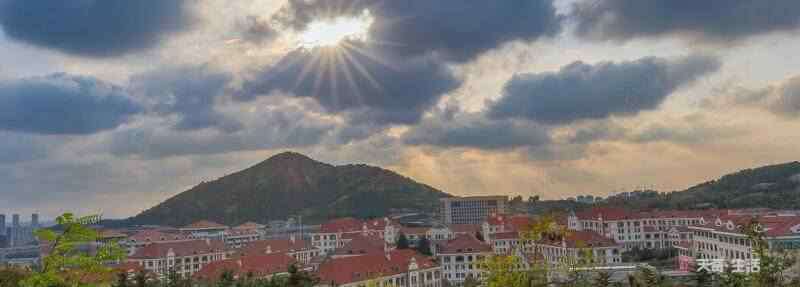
[128,152,450,226]
[599,161,800,210]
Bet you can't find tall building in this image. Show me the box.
[12,214,19,228]
[0,214,6,236]
[31,213,39,228]
[439,196,508,225]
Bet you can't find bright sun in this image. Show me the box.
[298,10,374,49]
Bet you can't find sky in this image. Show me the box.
[1,0,800,219]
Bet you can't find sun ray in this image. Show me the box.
[339,46,385,94]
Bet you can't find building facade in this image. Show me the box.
[128,239,226,279]
[440,196,508,225]
[317,249,442,287]
[436,235,493,286]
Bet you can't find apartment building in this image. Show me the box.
[128,239,226,279]
[436,235,493,286]
[535,230,623,267]
[440,196,508,225]
[310,217,399,255]
[678,213,800,271]
[567,208,717,250]
[317,249,443,287]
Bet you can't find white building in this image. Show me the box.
[128,239,226,279]
[310,217,399,255]
[436,235,493,286]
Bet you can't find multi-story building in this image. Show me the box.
[535,230,623,267]
[224,228,261,249]
[179,220,228,241]
[481,214,532,241]
[239,235,321,264]
[436,235,493,286]
[440,196,508,225]
[0,214,6,237]
[128,239,226,279]
[317,249,442,287]
[567,208,717,250]
[310,217,399,255]
[678,213,800,271]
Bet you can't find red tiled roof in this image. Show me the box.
[400,227,430,235]
[129,239,225,259]
[692,214,800,237]
[576,208,725,221]
[320,218,364,233]
[240,238,312,256]
[318,249,437,285]
[235,222,265,230]
[449,224,480,234]
[194,254,296,282]
[437,235,492,254]
[182,220,228,230]
[539,230,618,248]
[486,214,533,232]
[334,235,385,256]
[492,232,520,240]
[129,229,191,243]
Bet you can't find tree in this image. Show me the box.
[134,270,150,287]
[0,268,30,287]
[286,264,317,287]
[593,271,612,287]
[217,270,235,287]
[396,233,410,250]
[416,237,432,256]
[21,213,127,287]
[692,268,713,287]
[113,271,129,287]
[479,256,529,287]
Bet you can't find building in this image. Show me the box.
[535,230,623,267]
[567,208,718,250]
[224,228,261,249]
[439,196,508,225]
[128,239,226,279]
[31,214,39,228]
[310,218,399,255]
[317,249,442,287]
[678,213,800,271]
[194,253,297,283]
[179,220,228,240]
[0,214,6,236]
[436,235,493,286]
[239,236,321,264]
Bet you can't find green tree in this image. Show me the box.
[692,268,712,287]
[286,264,317,287]
[396,233,410,250]
[134,270,151,287]
[0,268,30,287]
[21,213,127,287]
[416,237,432,256]
[593,271,612,287]
[217,270,236,287]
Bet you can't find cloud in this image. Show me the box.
[404,113,551,150]
[488,55,721,124]
[0,0,194,57]
[0,73,142,135]
[572,0,800,43]
[239,42,461,125]
[0,132,48,163]
[704,76,800,118]
[106,101,335,159]
[129,65,242,132]
[274,0,562,62]
[237,15,279,44]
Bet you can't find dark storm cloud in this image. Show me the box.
[572,0,800,43]
[0,73,142,135]
[0,0,193,57]
[239,42,461,125]
[404,113,551,150]
[130,65,242,132]
[108,105,334,159]
[488,55,721,124]
[274,0,562,62]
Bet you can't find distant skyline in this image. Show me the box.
[1,0,800,218]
